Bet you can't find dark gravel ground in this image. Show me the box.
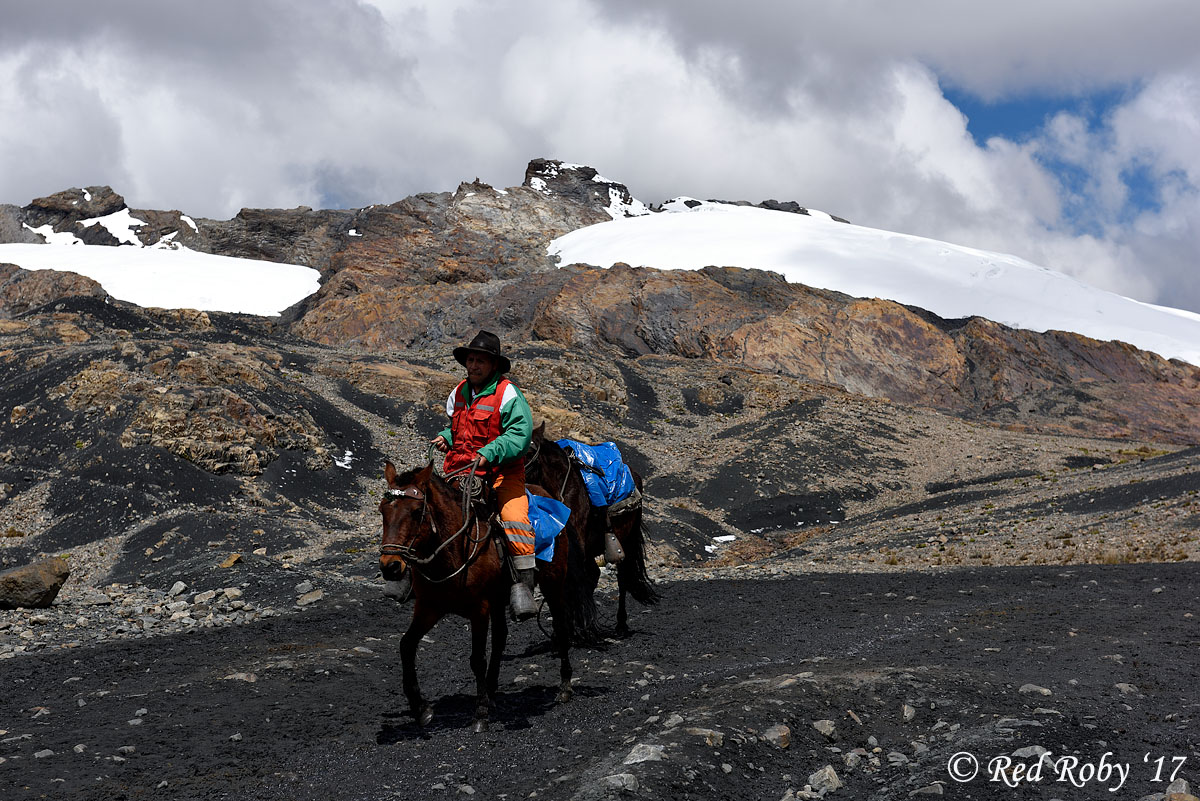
[3,563,1198,801]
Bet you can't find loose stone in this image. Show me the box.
[813,719,838,740]
[763,724,791,749]
[297,589,324,606]
[623,743,665,764]
[600,774,639,791]
[808,765,842,794]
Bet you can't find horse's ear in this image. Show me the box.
[416,462,434,485]
[384,461,398,486]
[533,420,545,441]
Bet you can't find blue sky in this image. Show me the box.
[945,87,1128,148]
[946,85,1170,232]
[1,0,1199,313]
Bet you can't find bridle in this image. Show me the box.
[524,436,574,500]
[380,470,493,584]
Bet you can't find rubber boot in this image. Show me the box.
[509,561,538,622]
[383,567,413,604]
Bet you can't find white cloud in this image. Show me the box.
[0,0,1196,312]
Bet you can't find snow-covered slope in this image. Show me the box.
[0,243,320,317]
[550,199,1200,366]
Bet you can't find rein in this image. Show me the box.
[525,437,572,501]
[381,461,494,584]
[559,457,572,501]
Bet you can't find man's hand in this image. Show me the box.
[475,453,489,469]
[430,435,449,453]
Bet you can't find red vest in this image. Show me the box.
[445,378,514,474]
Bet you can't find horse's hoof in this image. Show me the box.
[417,705,434,727]
[471,719,489,733]
[556,689,573,704]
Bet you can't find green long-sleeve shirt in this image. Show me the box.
[437,374,532,465]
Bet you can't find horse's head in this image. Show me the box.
[378,461,435,581]
[527,420,570,476]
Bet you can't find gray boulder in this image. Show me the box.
[0,557,71,609]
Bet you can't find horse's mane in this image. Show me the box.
[393,465,451,495]
[530,425,570,469]
[393,466,424,486]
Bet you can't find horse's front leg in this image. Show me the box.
[400,603,439,727]
[487,599,508,700]
[469,612,490,732]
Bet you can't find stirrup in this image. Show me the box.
[509,581,537,621]
[603,531,625,564]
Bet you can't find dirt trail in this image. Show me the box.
[3,562,1198,801]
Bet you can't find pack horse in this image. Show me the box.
[525,424,659,637]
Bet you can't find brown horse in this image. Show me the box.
[525,425,659,637]
[378,461,593,732]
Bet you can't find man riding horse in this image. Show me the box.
[428,330,539,621]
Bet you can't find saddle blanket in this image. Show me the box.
[526,491,570,563]
[555,439,636,509]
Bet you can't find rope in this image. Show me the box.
[396,457,493,584]
[558,461,571,501]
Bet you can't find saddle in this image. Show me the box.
[446,470,511,567]
[560,444,637,565]
[604,484,643,518]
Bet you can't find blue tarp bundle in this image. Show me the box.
[555,439,636,509]
[526,491,570,563]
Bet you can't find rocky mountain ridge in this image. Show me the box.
[3,159,1198,447]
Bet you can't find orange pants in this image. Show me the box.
[493,461,535,562]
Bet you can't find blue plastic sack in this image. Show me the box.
[554,439,636,508]
[526,491,570,563]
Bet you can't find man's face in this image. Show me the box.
[465,352,496,387]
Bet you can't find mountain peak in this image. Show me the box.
[25,186,127,222]
[523,158,651,219]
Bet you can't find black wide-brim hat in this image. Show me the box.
[453,330,511,375]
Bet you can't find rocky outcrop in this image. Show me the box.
[950,318,1200,441]
[25,186,127,223]
[196,206,354,270]
[286,172,611,336]
[40,342,332,476]
[0,264,109,318]
[522,264,1199,443]
[705,197,851,223]
[4,186,195,249]
[0,557,70,609]
[15,186,130,246]
[525,158,648,218]
[0,204,40,244]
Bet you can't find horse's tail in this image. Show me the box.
[617,504,660,606]
[564,524,605,646]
